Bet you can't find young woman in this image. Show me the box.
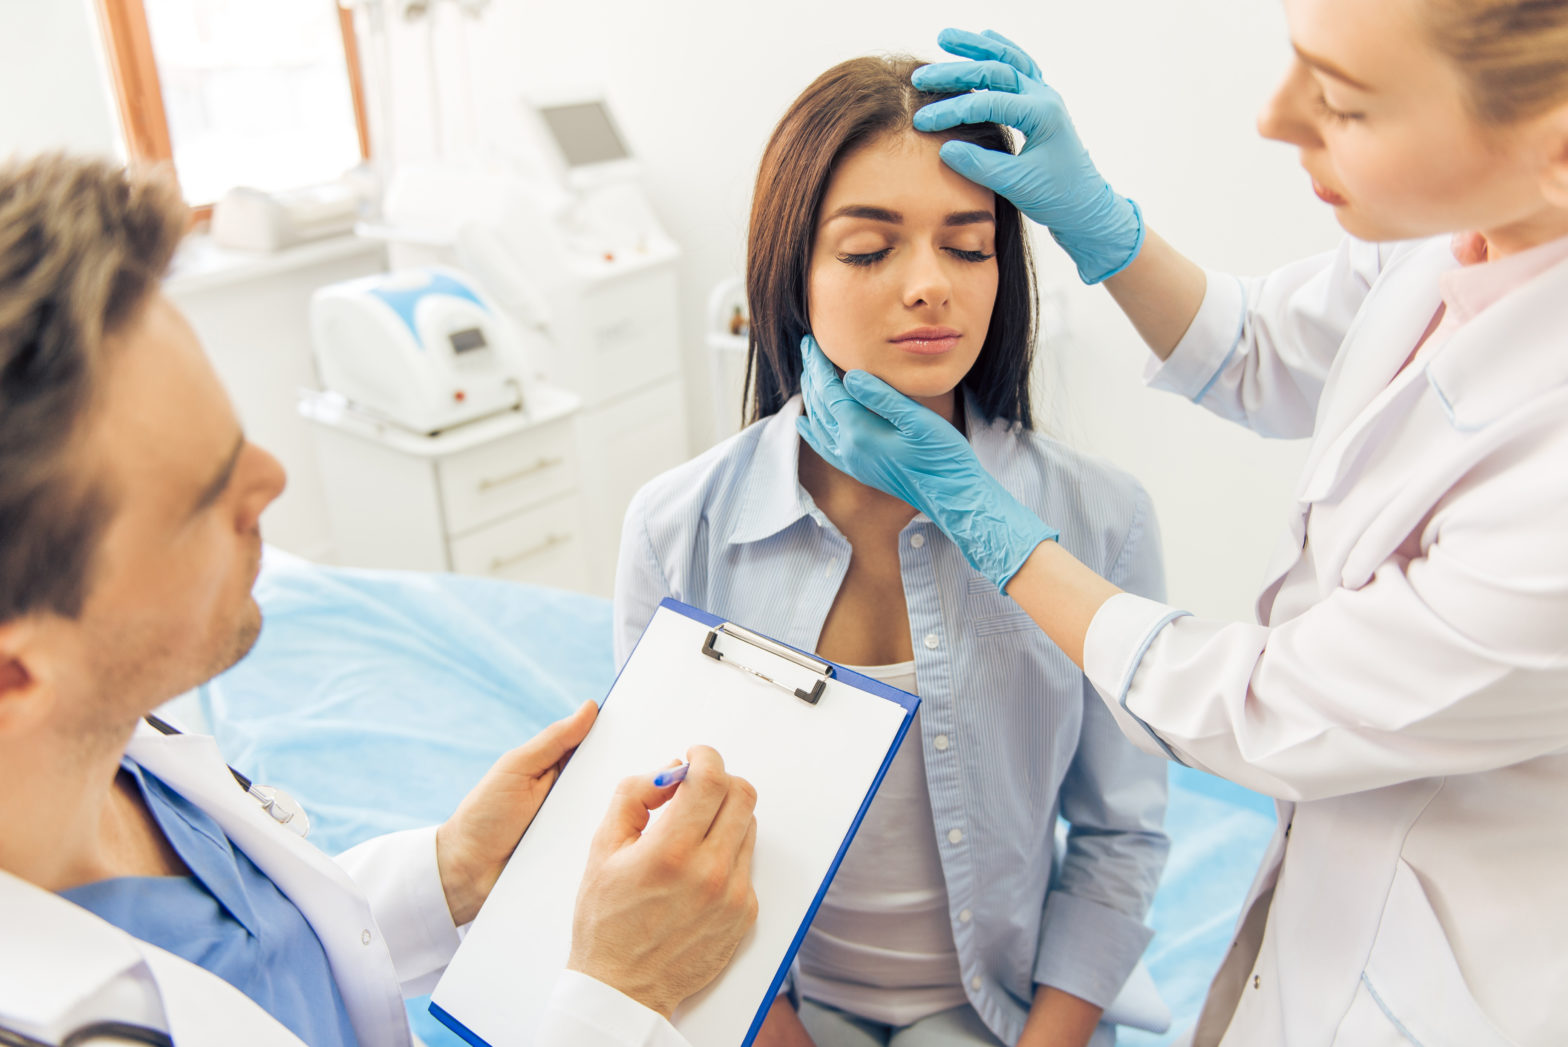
[614,57,1168,1047]
[800,8,1568,1046]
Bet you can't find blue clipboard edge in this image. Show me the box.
[428,596,921,1047]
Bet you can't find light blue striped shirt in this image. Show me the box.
[614,395,1169,1043]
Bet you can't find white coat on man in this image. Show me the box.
[0,721,689,1047]
[1083,234,1568,1047]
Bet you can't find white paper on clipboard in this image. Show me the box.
[429,598,919,1047]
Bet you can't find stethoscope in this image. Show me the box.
[0,720,316,1045]
[142,714,311,839]
[0,1022,172,1047]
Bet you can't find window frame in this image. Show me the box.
[94,0,372,221]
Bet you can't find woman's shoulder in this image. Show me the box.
[624,412,783,538]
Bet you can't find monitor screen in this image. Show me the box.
[449,327,488,354]
[539,101,630,168]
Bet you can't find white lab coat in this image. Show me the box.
[1082,235,1568,1046]
[0,722,688,1047]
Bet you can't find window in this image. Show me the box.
[96,0,370,213]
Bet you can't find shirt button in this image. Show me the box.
[361,929,372,946]
[924,633,940,650]
[1253,974,1261,990]
[910,533,926,549]
[970,975,983,991]
[933,734,950,751]
[958,908,973,924]
[947,828,963,845]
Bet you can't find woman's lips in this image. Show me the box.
[890,327,961,355]
[1312,179,1347,206]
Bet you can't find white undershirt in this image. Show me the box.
[796,662,969,1026]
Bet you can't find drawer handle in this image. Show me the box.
[488,532,570,573]
[476,456,564,492]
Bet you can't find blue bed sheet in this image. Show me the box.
[202,549,1275,1046]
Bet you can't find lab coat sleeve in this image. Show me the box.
[613,487,673,670]
[335,826,460,997]
[533,970,692,1047]
[1148,237,1387,438]
[1081,427,1568,801]
[1034,487,1171,1008]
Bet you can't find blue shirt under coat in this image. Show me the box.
[614,393,1171,1045]
[61,759,359,1047]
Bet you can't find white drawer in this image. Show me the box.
[447,495,587,591]
[576,268,680,405]
[437,415,577,536]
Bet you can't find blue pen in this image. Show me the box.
[653,762,690,788]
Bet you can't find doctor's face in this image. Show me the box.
[50,293,286,729]
[807,131,999,421]
[1259,0,1557,252]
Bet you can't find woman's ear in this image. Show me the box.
[1537,100,1568,210]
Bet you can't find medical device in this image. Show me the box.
[365,89,688,592]
[310,267,528,435]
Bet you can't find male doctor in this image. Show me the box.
[0,153,758,1047]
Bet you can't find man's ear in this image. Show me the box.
[0,622,50,738]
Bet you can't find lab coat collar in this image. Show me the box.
[1425,247,1568,431]
[126,723,414,1047]
[726,388,1009,546]
[0,868,152,1035]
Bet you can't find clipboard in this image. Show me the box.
[429,598,920,1047]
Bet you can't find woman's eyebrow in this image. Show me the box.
[822,206,996,226]
[945,210,995,227]
[1293,43,1373,90]
[825,204,902,223]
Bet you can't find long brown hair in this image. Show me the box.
[743,55,1037,428]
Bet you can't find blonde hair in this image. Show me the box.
[0,154,187,621]
[1425,0,1568,123]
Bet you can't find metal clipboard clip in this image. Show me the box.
[701,622,835,705]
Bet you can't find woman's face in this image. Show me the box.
[1260,0,1564,252]
[807,130,999,419]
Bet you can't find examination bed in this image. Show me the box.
[194,548,1276,1047]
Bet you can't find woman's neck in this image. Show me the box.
[1479,205,1568,260]
[797,387,963,527]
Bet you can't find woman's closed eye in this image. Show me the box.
[836,246,996,267]
[1312,92,1363,124]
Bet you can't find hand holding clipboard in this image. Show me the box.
[431,599,920,1047]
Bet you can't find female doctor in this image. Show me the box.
[797,3,1568,1045]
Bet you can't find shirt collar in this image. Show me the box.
[726,389,1021,546]
[1438,231,1568,329]
[728,396,814,545]
[1427,232,1568,430]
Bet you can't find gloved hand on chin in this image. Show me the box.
[794,335,1058,591]
[912,27,1144,285]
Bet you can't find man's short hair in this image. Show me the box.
[0,154,186,623]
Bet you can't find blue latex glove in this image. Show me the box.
[911,28,1145,285]
[795,336,1058,591]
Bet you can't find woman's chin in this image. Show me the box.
[853,362,963,402]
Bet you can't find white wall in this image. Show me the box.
[9,0,1344,622]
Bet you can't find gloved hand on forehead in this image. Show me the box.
[794,335,1058,591]
[912,27,1145,285]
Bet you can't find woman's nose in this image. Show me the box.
[1257,58,1323,149]
[902,245,952,309]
